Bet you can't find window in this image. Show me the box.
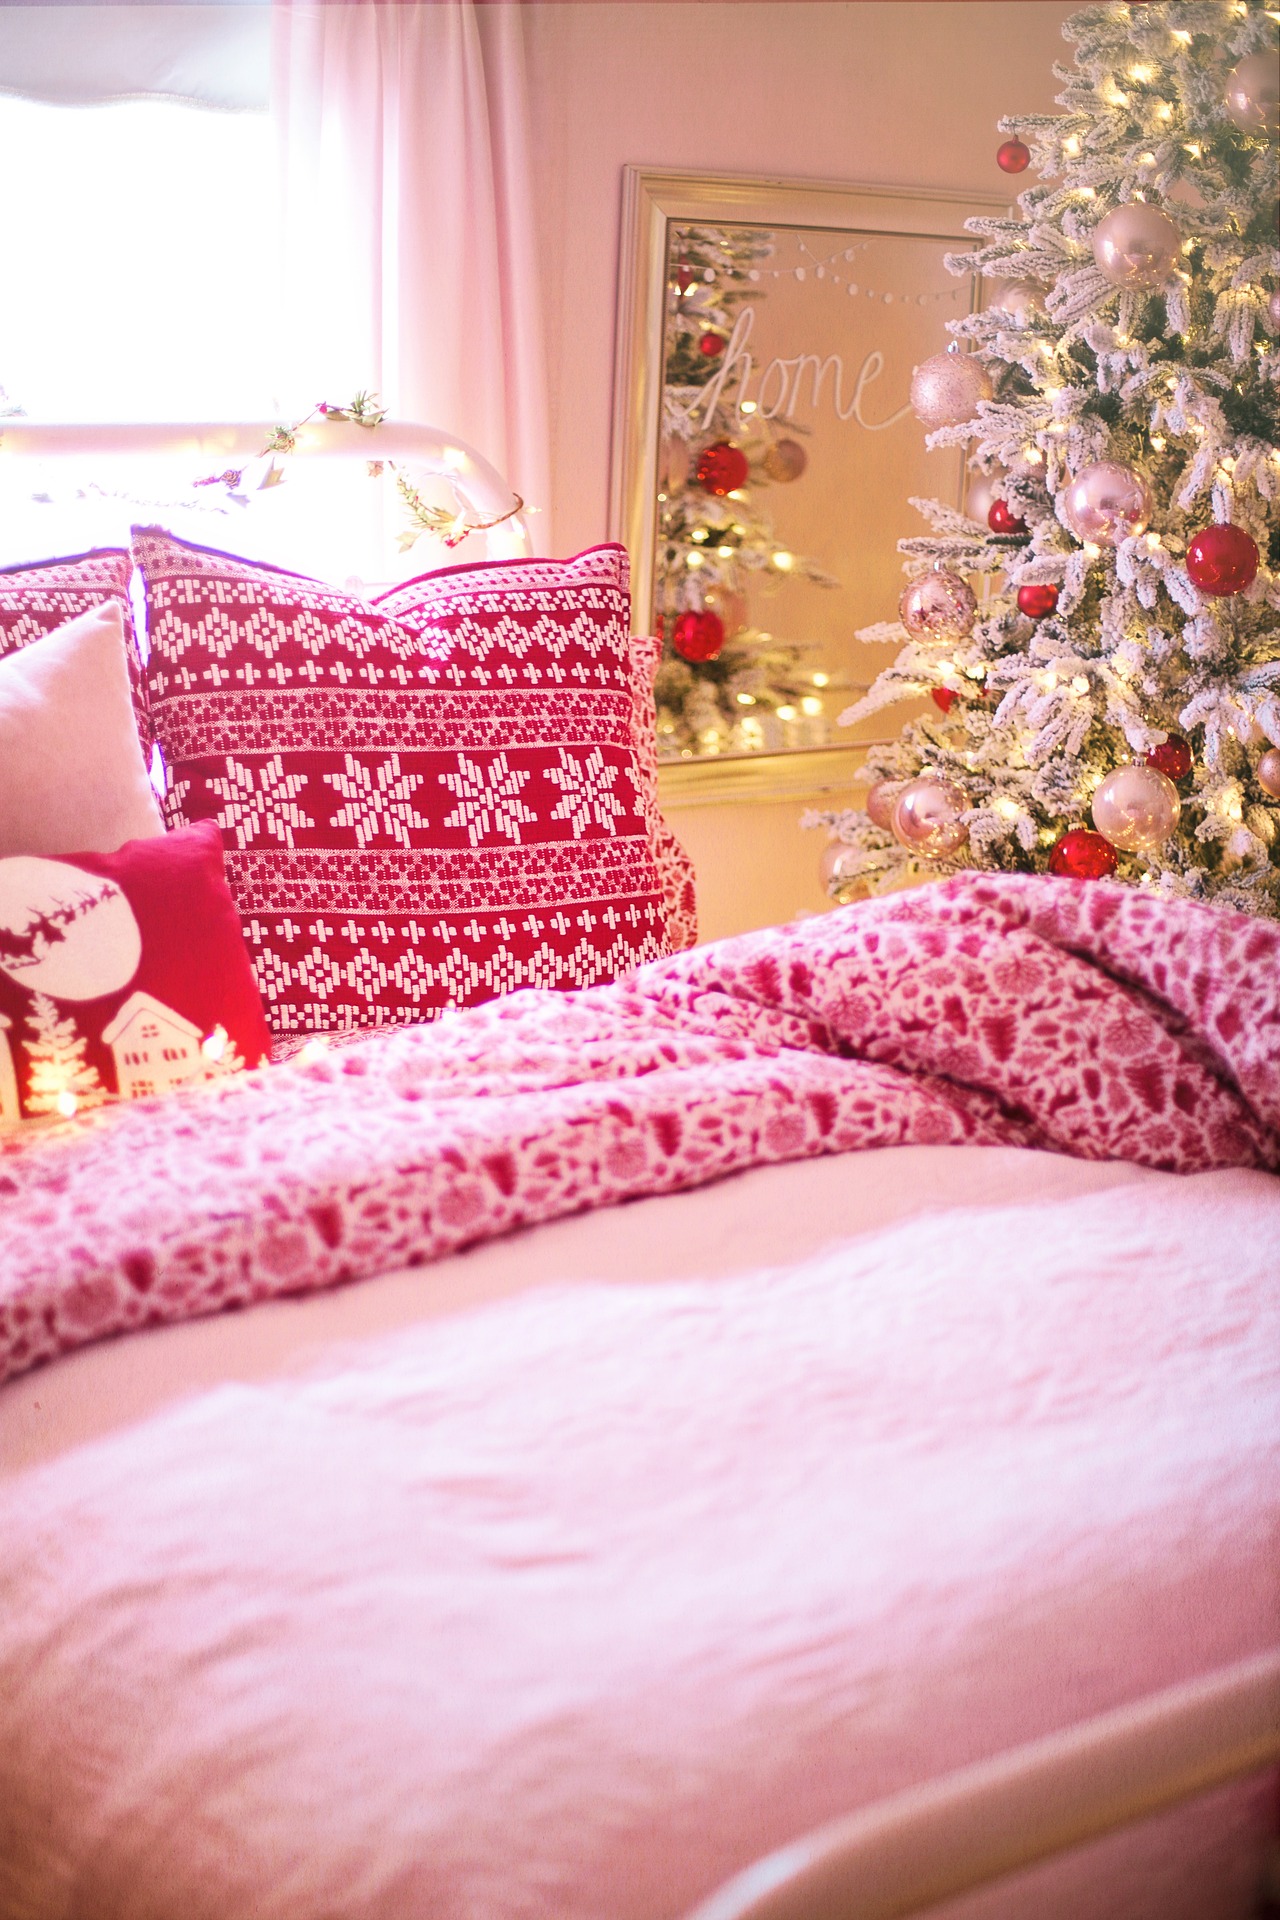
[0,95,278,421]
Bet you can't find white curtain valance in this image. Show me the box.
[0,5,269,111]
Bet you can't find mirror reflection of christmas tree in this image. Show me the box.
[656,224,838,757]
[24,993,107,1116]
[808,0,1278,918]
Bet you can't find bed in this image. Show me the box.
[0,420,1277,1920]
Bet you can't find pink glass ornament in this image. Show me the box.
[702,582,748,636]
[899,570,977,643]
[892,777,969,857]
[965,469,1006,524]
[1268,289,1280,331]
[1091,204,1182,290]
[819,840,859,889]
[1091,764,1180,852]
[909,351,994,431]
[990,280,1043,325]
[1257,749,1280,800]
[762,438,808,483]
[865,781,901,831]
[1061,461,1153,546]
[1225,53,1279,134]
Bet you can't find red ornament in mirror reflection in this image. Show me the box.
[695,442,750,496]
[1016,582,1060,619]
[676,257,694,296]
[1144,733,1193,782]
[1048,827,1119,880]
[671,608,725,662]
[1185,524,1260,597]
[988,499,1028,535]
[997,138,1031,174]
[698,331,726,358]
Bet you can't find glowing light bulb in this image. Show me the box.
[736,692,756,705]
[772,550,795,571]
[801,696,823,716]
[1171,28,1192,43]
[717,544,734,558]
[201,1026,229,1062]
[1063,134,1082,156]
[739,401,758,415]
[994,797,1021,820]
[686,551,705,569]
[812,672,830,688]
[1150,435,1166,451]
[776,704,798,721]
[1071,675,1090,694]
[691,527,709,542]
[1129,64,1154,83]
[55,1091,78,1119]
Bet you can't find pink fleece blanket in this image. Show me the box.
[2,873,1277,1384]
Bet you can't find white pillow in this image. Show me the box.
[0,602,164,856]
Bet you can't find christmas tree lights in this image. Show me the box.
[654,225,837,757]
[809,0,1279,917]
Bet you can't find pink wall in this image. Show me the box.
[522,2,1080,938]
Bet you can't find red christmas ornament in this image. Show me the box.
[1144,733,1193,782]
[997,138,1031,174]
[931,687,958,713]
[676,257,694,296]
[698,331,726,358]
[1048,827,1119,881]
[1016,582,1060,619]
[671,608,725,663]
[1185,523,1260,597]
[988,499,1028,535]
[695,441,750,496]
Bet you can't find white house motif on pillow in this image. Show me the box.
[101,993,207,1099]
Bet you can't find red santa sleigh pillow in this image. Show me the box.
[0,819,270,1126]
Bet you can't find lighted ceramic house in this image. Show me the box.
[0,1013,19,1125]
[101,992,204,1099]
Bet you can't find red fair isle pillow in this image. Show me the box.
[0,819,271,1126]
[0,550,149,754]
[134,529,679,1044]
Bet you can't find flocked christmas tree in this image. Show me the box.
[655,224,838,756]
[809,0,1279,917]
[24,994,107,1117]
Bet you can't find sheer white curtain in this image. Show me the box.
[272,1,549,550]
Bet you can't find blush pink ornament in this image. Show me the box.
[899,570,977,643]
[1268,289,1280,331]
[1061,461,1153,546]
[865,780,902,831]
[892,777,969,858]
[1092,204,1183,291]
[818,840,860,889]
[909,351,994,430]
[990,280,1043,325]
[1225,52,1279,134]
[965,469,1006,524]
[1257,749,1280,800]
[1091,764,1181,852]
[702,582,749,635]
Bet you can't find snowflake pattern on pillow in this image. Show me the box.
[135,532,681,1043]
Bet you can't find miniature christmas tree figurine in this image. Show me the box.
[656,223,837,757]
[24,993,108,1117]
[810,0,1279,917]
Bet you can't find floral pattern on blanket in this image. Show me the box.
[1,873,1276,1385]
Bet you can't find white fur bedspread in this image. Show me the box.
[1,1150,1277,1920]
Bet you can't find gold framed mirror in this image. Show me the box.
[609,168,1004,803]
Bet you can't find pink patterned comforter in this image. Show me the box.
[2,872,1277,1384]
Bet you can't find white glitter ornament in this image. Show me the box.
[1061,461,1153,546]
[892,777,969,857]
[1091,204,1182,291]
[909,351,993,430]
[899,569,977,643]
[1225,52,1279,134]
[989,280,1043,325]
[1091,764,1180,852]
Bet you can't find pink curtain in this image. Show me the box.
[272,1,549,549]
